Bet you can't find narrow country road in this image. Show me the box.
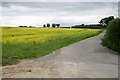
[2,31,118,78]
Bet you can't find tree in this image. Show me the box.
[43,24,46,28]
[99,16,114,25]
[52,23,56,27]
[99,19,104,25]
[56,24,60,27]
[81,24,84,26]
[19,26,23,27]
[47,23,50,27]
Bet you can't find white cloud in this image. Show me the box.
[2,4,52,16]
[0,2,118,27]
[2,2,118,16]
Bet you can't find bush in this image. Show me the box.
[102,18,120,53]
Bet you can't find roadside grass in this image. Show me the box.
[2,27,101,66]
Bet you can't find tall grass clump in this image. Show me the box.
[102,18,120,53]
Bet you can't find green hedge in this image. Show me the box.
[71,24,106,29]
[102,18,120,53]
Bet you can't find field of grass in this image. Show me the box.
[2,27,101,66]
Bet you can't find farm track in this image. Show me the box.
[2,31,118,78]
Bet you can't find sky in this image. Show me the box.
[0,1,119,27]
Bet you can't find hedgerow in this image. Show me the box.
[102,18,120,53]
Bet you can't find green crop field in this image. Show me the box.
[2,27,101,66]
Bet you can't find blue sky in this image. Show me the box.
[0,1,119,27]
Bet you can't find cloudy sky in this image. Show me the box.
[0,1,119,27]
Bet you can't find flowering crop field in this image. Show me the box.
[2,27,101,66]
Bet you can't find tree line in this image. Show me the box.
[19,23,60,28]
[71,16,115,29]
[43,23,60,28]
[19,26,35,27]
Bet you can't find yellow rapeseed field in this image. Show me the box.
[2,27,101,66]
